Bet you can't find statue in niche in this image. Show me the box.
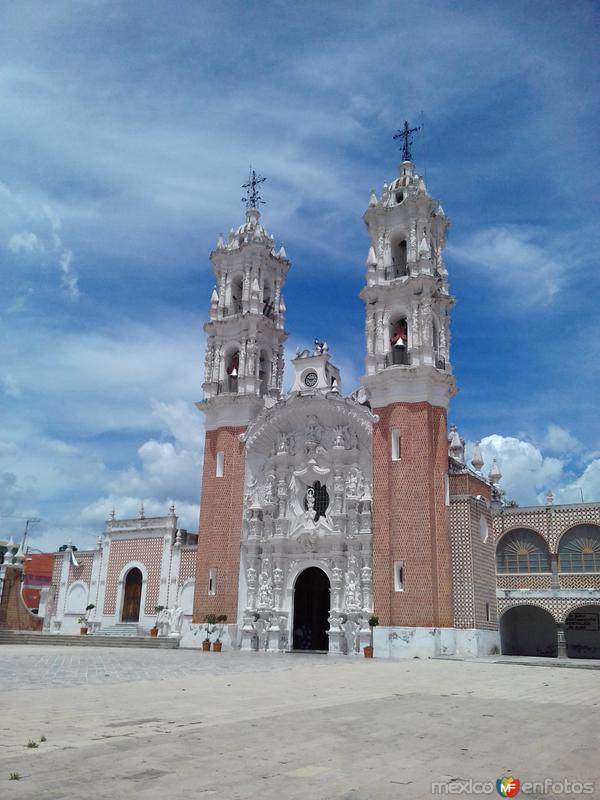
[245,478,259,508]
[305,415,322,447]
[346,469,364,499]
[277,433,288,455]
[346,470,358,497]
[257,570,273,609]
[345,554,362,611]
[334,472,345,495]
[420,301,433,346]
[305,486,317,522]
[204,340,215,382]
[246,339,258,374]
[263,474,276,505]
[333,427,346,449]
[342,617,360,653]
[273,566,284,586]
[168,607,184,637]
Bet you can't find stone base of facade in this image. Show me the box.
[372,626,500,659]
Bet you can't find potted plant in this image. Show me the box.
[364,615,379,658]
[212,614,228,652]
[150,605,164,637]
[203,613,217,651]
[78,604,95,635]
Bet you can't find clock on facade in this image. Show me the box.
[303,371,318,388]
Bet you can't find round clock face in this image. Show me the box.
[303,371,318,388]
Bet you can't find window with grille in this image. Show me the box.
[558,525,600,573]
[304,481,329,521]
[496,529,551,574]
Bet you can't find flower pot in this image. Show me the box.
[363,645,373,658]
[202,640,211,651]
[150,627,158,638]
[213,641,222,652]
[80,628,88,635]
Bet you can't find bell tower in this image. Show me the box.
[194,172,289,625]
[361,127,456,637]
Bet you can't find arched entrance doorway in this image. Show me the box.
[500,605,557,657]
[121,567,143,622]
[293,567,330,651]
[565,605,600,659]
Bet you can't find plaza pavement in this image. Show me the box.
[0,645,599,799]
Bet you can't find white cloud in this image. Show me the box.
[553,459,600,506]
[475,434,564,505]
[43,204,79,300]
[78,495,199,533]
[2,374,20,397]
[8,231,44,255]
[450,226,566,307]
[542,424,582,456]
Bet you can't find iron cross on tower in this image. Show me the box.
[394,120,421,162]
[242,168,267,209]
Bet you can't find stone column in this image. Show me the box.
[557,622,568,659]
[551,553,560,590]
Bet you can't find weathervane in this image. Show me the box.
[394,120,421,162]
[242,168,267,210]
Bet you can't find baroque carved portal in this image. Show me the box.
[239,394,375,654]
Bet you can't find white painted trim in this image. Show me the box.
[65,580,90,614]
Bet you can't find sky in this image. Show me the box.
[1,1,598,550]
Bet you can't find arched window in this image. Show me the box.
[226,350,239,392]
[259,350,270,396]
[391,239,408,277]
[496,528,551,574]
[263,280,274,318]
[389,317,409,365]
[559,525,600,573]
[230,275,243,315]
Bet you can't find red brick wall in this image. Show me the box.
[193,426,246,623]
[103,539,163,616]
[371,402,454,628]
[0,567,43,631]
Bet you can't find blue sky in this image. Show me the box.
[1,1,598,549]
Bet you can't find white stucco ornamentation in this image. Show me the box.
[360,159,456,408]
[238,347,376,654]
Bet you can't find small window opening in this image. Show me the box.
[226,351,239,392]
[216,451,224,478]
[394,560,404,592]
[263,283,274,318]
[208,568,217,595]
[485,602,491,622]
[230,276,243,314]
[391,430,401,461]
[390,318,409,365]
[395,191,404,204]
[259,351,270,397]
[391,240,407,278]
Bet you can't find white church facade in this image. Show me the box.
[13,140,598,660]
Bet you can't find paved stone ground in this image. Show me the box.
[1,645,599,799]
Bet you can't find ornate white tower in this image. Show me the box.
[361,127,456,636]
[361,158,455,406]
[195,173,290,624]
[202,182,289,429]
